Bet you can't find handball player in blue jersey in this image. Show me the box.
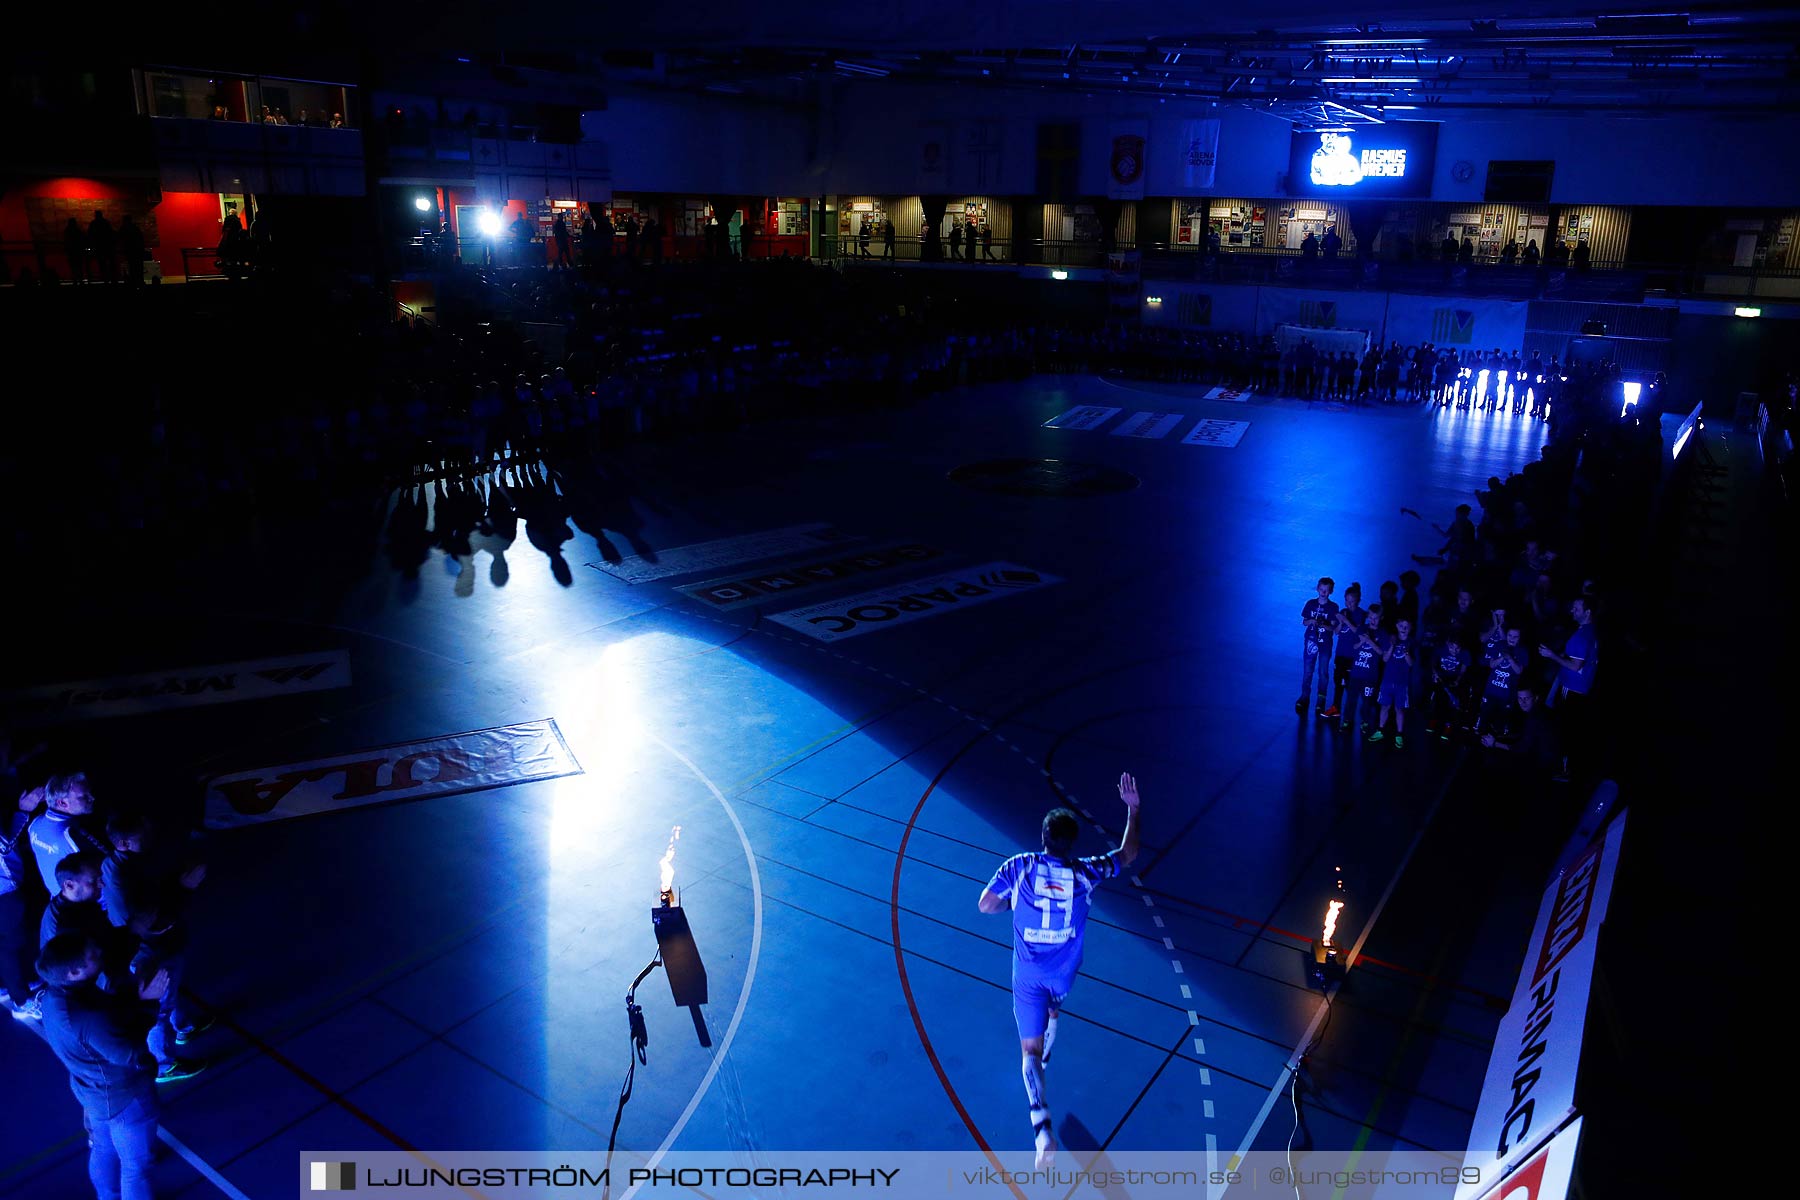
[979,772,1143,1170]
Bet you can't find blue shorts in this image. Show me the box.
[1012,967,1074,1040]
[1378,679,1410,707]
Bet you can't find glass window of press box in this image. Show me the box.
[140,69,355,128]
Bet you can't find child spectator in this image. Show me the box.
[1326,583,1365,719]
[1340,605,1387,735]
[1478,623,1528,731]
[1369,617,1417,748]
[1296,577,1339,716]
[1426,636,1469,740]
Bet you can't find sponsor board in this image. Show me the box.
[1454,816,1626,1200]
[1180,419,1250,449]
[675,543,946,609]
[1043,405,1122,431]
[5,651,353,724]
[204,719,581,829]
[588,524,861,584]
[764,563,1061,642]
[1109,411,1185,440]
[1202,386,1253,403]
[1466,1117,1581,1200]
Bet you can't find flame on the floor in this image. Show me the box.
[659,825,683,896]
[1322,899,1344,947]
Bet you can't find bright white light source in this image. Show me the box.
[1735,306,1761,318]
[1051,270,1069,280]
[1322,900,1344,946]
[414,196,433,212]
[1619,380,1642,418]
[477,210,503,237]
[1144,295,1163,305]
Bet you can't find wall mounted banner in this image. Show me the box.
[204,719,582,829]
[1384,294,1530,354]
[1107,120,1149,200]
[1110,412,1185,439]
[1181,419,1250,448]
[675,543,946,609]
[5,650,352,724]
[1454,815,1626,1200]
[765,563,1061,642]
[588,524,861,583]
[1181,119,1220,190]
[1043,405,1122,431]
[1255,287,1389,339]
[1202,386,1253,402]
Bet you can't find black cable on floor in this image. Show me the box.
[1285,990,1336,1200]
[601,953,662,1200]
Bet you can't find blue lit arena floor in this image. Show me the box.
[3,376,1556,1197]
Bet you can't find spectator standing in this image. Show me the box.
[883,220,896,260]
[1320,226,1341,262]
[1522,239,1540,266]
[28,774,111,895]
[89,210,118,282]
[1369,618,1417,748]
[1326,583,1365,719]
[1440,231,1460,261]
[948,222,963,262]
[858,222,872,258]
[982,223,994,261]
[1572,238,1591,270]
[1340,606,1387,735]
[37,934,174,1200]
[2,779,46,1020]
[1300,231,1317,263]
[551,213,572,270]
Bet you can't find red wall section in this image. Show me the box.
[154,192,228,278]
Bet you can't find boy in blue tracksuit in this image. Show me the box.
[980,772,1143,1171]
[1296,577,1339,716]
[1340,605,1387,734]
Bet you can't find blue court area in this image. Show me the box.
[3,375,1554,1196]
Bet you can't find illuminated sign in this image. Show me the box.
[1288,123,1438,198]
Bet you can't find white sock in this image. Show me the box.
[1042,1015,1059,1066]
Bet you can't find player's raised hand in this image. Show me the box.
[1118,772,1141,810]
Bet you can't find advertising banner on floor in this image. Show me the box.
[5,650,353,724]
[204,719,582,829]
[1180,119,1220,190]
[1254,287,1389,340]
[1043,405,1122,431]
[1110,412,1185,439]
[1140,283,1259,334]
[764,563,1061,642]
[1454,815,1626,1200]
[1384,294,1529,353]
[1107,120,1149,200]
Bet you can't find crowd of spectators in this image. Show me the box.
[1293,369,1659,778]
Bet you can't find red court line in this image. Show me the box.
[890,733,1029,1200]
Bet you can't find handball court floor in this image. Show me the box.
[4,375,1561,1197]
